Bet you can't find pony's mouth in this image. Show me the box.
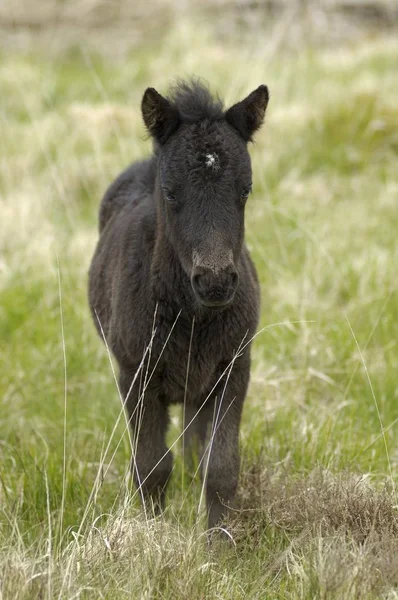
[194,292,236,310]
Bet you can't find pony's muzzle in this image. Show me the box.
[191,264,239,308]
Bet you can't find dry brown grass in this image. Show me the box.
[232,463,398,597]
[238,463,398,539]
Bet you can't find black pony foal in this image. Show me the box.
[89,79,269,531]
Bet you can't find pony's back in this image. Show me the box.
[98,158,156,233]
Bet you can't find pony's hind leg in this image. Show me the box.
[182,401,213,472]
[119,366,173,515]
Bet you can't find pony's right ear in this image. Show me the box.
[141,88,180,145]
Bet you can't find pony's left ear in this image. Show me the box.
[141,87,180,145]
[225,85,269,142]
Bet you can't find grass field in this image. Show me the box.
[1,13,398,599]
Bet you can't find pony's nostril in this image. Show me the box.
[192,273,202,290]
[230,272,238,288]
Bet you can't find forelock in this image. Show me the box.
[167,79,224,124]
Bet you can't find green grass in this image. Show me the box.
[0,17,398,599]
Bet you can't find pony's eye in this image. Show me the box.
[163,189,177,203]
[240,184,252,202]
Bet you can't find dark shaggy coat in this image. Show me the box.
[88,79,269,531]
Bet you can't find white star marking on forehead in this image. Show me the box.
[205,153,220,170]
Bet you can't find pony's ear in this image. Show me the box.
[141,87,180,145]
[225,85,269,142]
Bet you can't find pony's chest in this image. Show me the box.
[153,317,225,402]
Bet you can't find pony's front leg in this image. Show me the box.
[119,366,173,515]
[203,360,250,533]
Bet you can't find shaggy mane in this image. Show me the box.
[167,79,224,124]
